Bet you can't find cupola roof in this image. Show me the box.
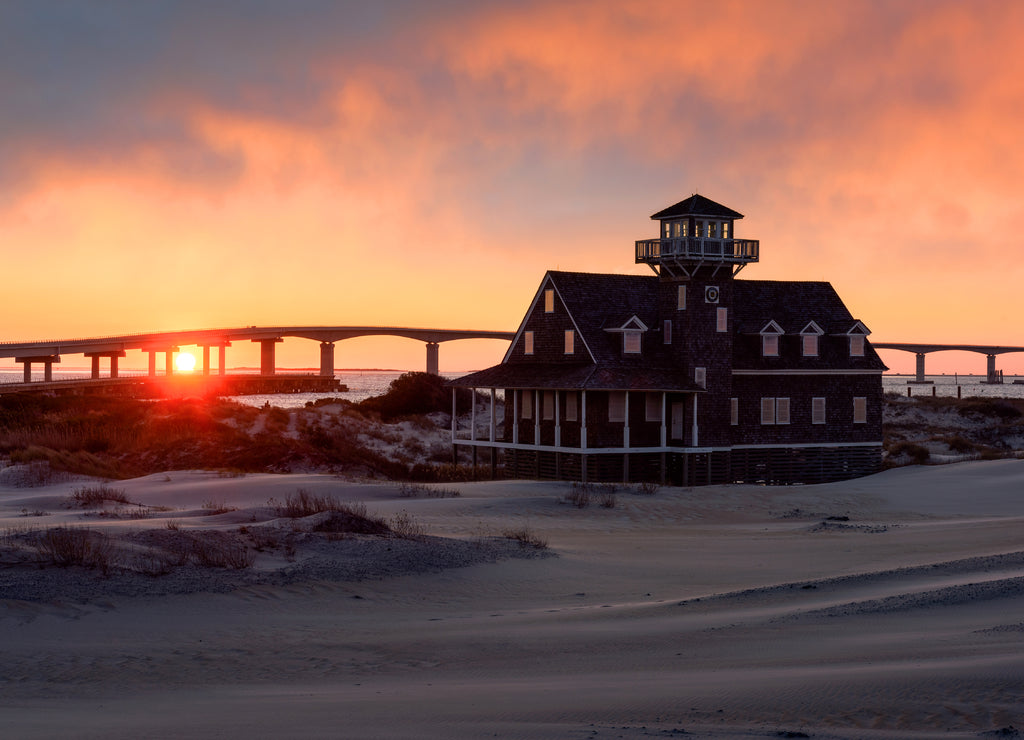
[650,194,744,220]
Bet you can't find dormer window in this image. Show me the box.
[606,316,648,355]
[847,321,870,357]
[800,322,823,357]
[760,321,783,357]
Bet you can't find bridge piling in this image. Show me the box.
[426,342,439,375]
[319,342,334,378]
[15,355,60,383]
[254,338,283,376]
[915,353,927,383]
[986,354,1001,384]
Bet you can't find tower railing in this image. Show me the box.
[635,237,759,265]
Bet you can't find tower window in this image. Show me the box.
[708,222,718,238]
[722,222,730,239]
[524,331,534,355]
[854,397,867,423]
[677,284,686,310]
[717,307,728,333]
[730,398,738,425]
[544,289,554,313]
[663,320,672,345]
[812,397,826,424]
[564,329,574,354]
[695,367,706,388]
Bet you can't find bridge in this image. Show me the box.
[0,326,516,384]
[872,342,1024,383]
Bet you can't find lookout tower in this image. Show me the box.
[635,194,759,278]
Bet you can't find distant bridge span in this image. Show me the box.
[0,326,516,382]
[872,342,1024,383]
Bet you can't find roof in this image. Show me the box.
[449,362,704,392]
[650,194,744,221]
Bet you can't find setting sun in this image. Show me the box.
[174,352,197,373]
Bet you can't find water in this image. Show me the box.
[3,368,1022,407]
[0,368,465,408]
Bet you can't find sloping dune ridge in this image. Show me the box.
[3,461,1024,739]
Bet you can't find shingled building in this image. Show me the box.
[450,195,886,485]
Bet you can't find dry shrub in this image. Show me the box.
[633,481,660,495]
[599,492,617,508]
[565,482,591,508]
[887,441,930,465]
[312,504,391,535]
[272,488,344,517]
[188,536,255,569]
[389,510,425,540]
[71,485,130,507]
[35,527,119,572]
[503,525,547,549]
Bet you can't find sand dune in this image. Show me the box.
[3,461,1024,738]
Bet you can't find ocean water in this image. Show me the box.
[2,368,1022,408]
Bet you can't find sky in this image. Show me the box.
[2,0,1023,375]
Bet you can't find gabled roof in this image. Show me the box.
[734,281,856,335]
[650,194,744,221]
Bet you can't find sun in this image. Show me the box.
[174,352,197,373]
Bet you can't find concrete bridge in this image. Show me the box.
[872,342,1024,383]
[0,326,516,383]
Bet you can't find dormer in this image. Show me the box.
[760,320,784,357]
[637,194,759,278]
[605,316,648,355]
[800,321,824,357]
[846,321,870,357]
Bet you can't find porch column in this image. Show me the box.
[623,391,630,448]
[489,389,496,443]
[660,392,667,447]
[320,342,335,377]
[580,390,587,449]
[426,342,439,375]
[534,390,540,445]
[253,338,282,376]
[512,390,519,444]
[691,394,699,448]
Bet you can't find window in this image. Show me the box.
[521,391,533,420]
[722,222,730,239]
[802,334,819,357]
[730,398,738,426]
[696,221,704,238]
[708,222,718,238]
[645,393,661,422]
[812,397,826,424]
[524,331,534,355]
[544,289,554,313]
[762,334,779,356]
[564,329,574,355]
[760,397,789,425]
[671,221,681,237]
[850,335,865,356]
[623,331,641,354]
[694,367,706,388]
[565,392,578,422]
[680,221,688,237]
[677,284,686,310]
[663,222,671,238]
[663,320,672,345]
[717,307,728,333]
[609,392,626,423]
[542,391,554,420]
[853,397,867,423]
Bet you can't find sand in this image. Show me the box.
[2,462,1024,739]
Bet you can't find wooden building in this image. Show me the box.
[450,195,886,484]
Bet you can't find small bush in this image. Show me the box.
[71,485,130,507]
[202,499,237,515]
[389,510,425,540]
[599,492,617,509]
[313,506,391,536]
[887,441,930,465]
[272,488,342,517]
[565,482,591,508]
[633,481,660,495]
[35,527,116,571]
[503,525,547,549]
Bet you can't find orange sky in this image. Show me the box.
[2,0,1023,375]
